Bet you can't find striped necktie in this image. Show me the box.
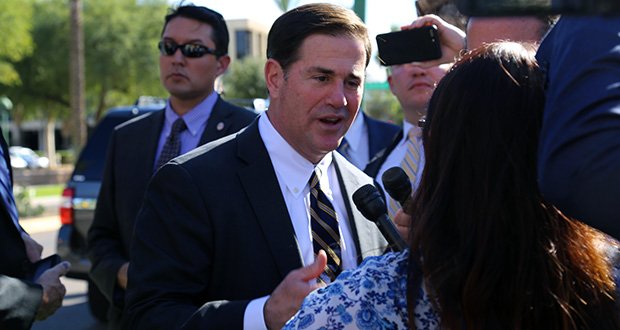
[309,169,342,284]
[155,118,187,170]
[0,146,20,230]
[336,138,352,163]
[387,128,422,219]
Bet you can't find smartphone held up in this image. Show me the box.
[376,25,442,66]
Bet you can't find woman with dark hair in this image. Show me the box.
[283,42,620,330]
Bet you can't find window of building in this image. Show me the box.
[236,30,252,60]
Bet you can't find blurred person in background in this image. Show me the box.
[387,13,555,237]
[364,15,462,227]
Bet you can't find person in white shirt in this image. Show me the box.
[122,4,388,330]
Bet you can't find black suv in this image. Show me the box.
[57,103,162,322]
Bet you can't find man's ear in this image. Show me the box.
[265,59,283,99]
[216,55,231,76]
[387,74,396,94]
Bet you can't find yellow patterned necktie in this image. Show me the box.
[387,128,422,219]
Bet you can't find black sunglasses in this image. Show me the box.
[158,41,221,58]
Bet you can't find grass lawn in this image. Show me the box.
[28,184,64,197]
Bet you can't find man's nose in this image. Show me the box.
[325,83,347,108]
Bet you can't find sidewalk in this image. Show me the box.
[20,195,63,234]
[21,215,61,234]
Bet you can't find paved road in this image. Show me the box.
[22,216,107,330]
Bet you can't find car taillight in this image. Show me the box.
[60,187,74,225]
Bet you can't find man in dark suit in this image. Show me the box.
[337,111,400,170]
[122,4,388,330]
[0,128,69,329]
[86,5,257,328]
[536,16,620,239]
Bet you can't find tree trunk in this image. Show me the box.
[69,0,86,153]
[44,118,57,169]
[95,86,107,122]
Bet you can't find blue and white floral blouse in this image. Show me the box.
[284,247,620,330]
[283,250,440,330]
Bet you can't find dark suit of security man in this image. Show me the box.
[86,5,257,328]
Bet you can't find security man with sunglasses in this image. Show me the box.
[86,4,257,328]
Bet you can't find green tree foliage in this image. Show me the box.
[5,0,71,121]
[83,0,168,120]
[0,0,169,123]
[363,89,403,125]
[0,0,34,86]
[221,56,268,100]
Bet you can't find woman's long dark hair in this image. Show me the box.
[406,42,620,329]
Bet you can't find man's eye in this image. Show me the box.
[315,76,327,82]
[347,81,361,88]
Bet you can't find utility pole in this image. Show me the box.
[69,0,86,152]
[353,0,366,22]
[353,0,367,111]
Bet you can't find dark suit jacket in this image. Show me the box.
[364,113,400,163]
[364,129,403,178]
[122,119,388,330]
[337,113,400,170]
[0,129,43,329]
[87,97,257,324]
[536,16,620,239]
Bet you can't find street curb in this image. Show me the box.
[21,216,61,234]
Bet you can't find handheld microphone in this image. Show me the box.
[381,167,413,214]
[352,184,408,252]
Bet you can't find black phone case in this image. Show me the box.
[376,26,442,66]
[26,254,61,281]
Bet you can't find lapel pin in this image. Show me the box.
[217,122,225,131]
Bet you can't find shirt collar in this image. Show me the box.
[258,114,333,199]
[399,120,423,149]
[164,91,219,136]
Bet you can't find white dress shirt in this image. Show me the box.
[375,120,425,217]
[243,113,359,330]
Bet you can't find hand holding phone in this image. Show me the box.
[397,15,467,68]
[26,254,61,281]
[376,25,442,66]
[34,260,69,321]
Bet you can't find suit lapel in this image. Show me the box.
[236,122,304,278]
[364,113,381,157]
[199,97,233,145]
[145,110,165,167]
[334,152,386,262]
[364,129,403,177]
[128,110,165,193]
